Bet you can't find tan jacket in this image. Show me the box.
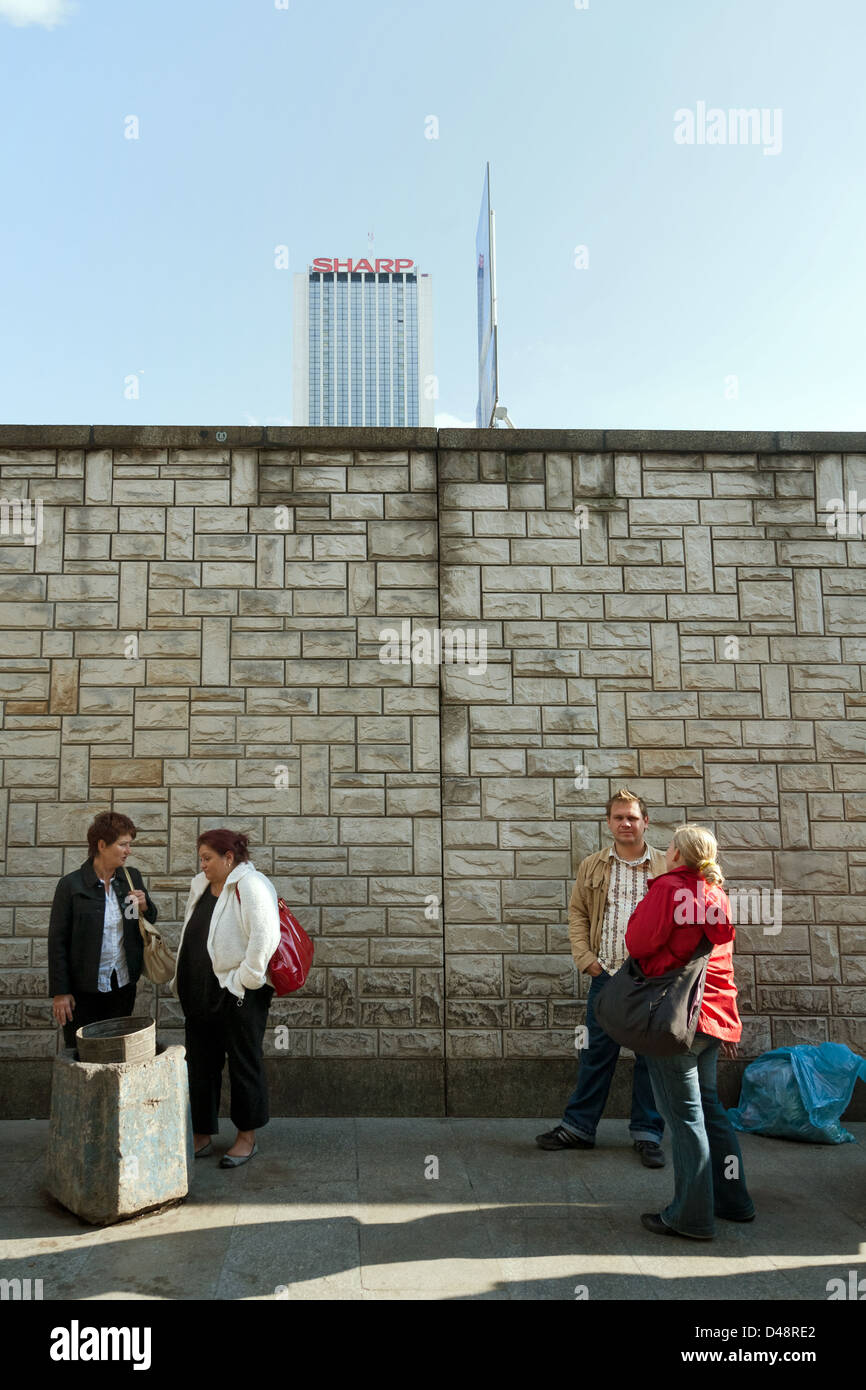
[567,844,668,974]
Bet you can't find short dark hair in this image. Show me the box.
[605,788,649,820]
[87,811,137,858]
[197,828,250,863]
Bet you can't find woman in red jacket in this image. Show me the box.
[624,824,755,1239]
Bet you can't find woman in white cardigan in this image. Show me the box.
[172,829,280,1168]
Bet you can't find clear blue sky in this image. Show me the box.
[1,0,864,430]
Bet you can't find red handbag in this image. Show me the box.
[235,885,314,995]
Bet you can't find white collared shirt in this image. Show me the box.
[597,843,653,974]
[96,874,130,992]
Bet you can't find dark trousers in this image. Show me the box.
[561,969,664,1143]
[62,974,137,1049]
[184,985,274,1134]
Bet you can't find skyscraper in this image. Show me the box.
[293,257,434,426]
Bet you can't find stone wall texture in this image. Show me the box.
[1,425,865,1116]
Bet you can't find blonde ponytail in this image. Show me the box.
[697,856,724,886]
[673,825,724,886]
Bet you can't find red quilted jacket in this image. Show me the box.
[624,867,742,1043]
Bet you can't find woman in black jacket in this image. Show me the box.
[48,811,158,1048]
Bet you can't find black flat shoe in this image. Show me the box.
[220,1143,258,1169]
[641,1212,712,1240]
[715,1210,756,1222]
[194,1141,213,1158]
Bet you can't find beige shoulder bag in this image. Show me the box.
[122,867,175,985]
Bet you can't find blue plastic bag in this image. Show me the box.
[728,1042,866,1144]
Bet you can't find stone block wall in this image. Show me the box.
[438,438,866,1074]
[1,425,865,1117]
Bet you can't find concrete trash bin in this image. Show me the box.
[46,1043,193,1225]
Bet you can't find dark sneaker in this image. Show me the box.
[535,1126,594,1150]
[634,1140,666,1168]
[641,1212,712,1241]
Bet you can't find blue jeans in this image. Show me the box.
[646,1033,755,1238]
[561,970,664,1144]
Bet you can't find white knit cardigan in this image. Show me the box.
[171,861,281,1001]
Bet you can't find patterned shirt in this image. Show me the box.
[596,844,653,974]
[96,874,130,992]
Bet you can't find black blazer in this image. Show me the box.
[48,859,158,996]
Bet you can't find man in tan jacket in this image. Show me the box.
[536,789,668,1167]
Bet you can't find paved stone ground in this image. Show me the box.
[1,1118,864,1301]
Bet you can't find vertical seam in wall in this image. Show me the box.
[434,440,448,1115]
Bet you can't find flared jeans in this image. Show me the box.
[646,1032,755,1237]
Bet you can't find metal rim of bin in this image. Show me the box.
[75,1016,156,1065]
